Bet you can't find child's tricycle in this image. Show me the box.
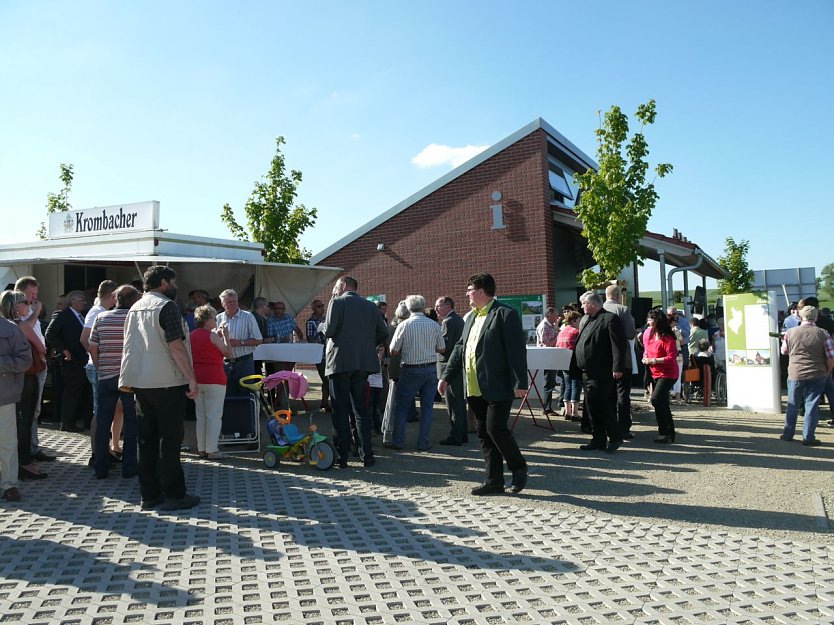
[239,373,337,471]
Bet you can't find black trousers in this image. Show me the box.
[582,375,620,445]
[615,374,632,434]
[134,386,187,501]
[16,374,38,466]
[330,371,372,463]
[651,377,676,435]
[60,360,92,429]
[438,362,467,443]
[467,395,527,485]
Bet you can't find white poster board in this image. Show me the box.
[723,291,781,413]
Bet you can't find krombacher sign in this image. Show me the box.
[48,201,160,239]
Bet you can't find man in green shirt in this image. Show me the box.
[439,273,528,495]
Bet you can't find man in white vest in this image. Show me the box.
[120,266,200,511]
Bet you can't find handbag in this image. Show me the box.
[25,342,46,375]
[683,367,700,383]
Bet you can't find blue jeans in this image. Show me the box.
[784,377,826,441]
[561,371,581,402]
[94,376,138,477]
[394,365,436,449]
[85,362,99,420]
[542,370,559,412]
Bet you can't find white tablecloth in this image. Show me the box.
[253,343,323,364]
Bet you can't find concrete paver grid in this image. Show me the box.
[0,432,831,624]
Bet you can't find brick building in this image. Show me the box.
[308,118,724,324]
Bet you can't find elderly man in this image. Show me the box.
[216,289,262,396]
[323,276,389,468]
[389,295,445,451]
[604,285,637,439]
[439,273,528,495]
[89,284,141,479]
[535,307,561,417]
[435,296,468,446]
[780,306,834,445]
[120,266,200,511]
[14,276,56,462]
[45,290,93,432]
[0,310,32,502]
[571,291,628,453]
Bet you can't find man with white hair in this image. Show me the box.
[216,289,262,396]
[780,305,834,445]
[571,291,628,453]
[390,295,445,451]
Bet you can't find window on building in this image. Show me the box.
[548,157,580,208]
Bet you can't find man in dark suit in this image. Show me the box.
[323,276,389,468]
[45,290,93,432]
[571,291,628,453]
[439,273,528,495]
[435,296,468,446]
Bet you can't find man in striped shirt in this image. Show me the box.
[216,289,262,396]
[88,284,141,479]
[389,295,445,451]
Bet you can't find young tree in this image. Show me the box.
[221,136,317,264]
[574,100,673,287]
[717,237,754,295]
[818,262,834,300]
[37,163,74,239]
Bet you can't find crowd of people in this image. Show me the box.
[1,266,830,506]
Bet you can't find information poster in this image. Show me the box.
[723,291,781,413]
[366,294,386,304]
[724,292,772,367]
[496,295,545,344]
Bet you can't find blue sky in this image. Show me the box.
[1,1,832,291]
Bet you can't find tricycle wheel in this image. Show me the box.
[263,450,280,469]
[310,440,336,470]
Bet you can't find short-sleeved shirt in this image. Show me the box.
[267,313,298,343]
[215,308,261,359]
[389,312,444,365]
[84,303,108,366]
[89,308,130,380]
[159,301,186,343]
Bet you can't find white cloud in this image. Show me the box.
[410,143,489,168]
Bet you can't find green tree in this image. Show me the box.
[717,237,754,295]
[673,290,684,304]
[221,136,317,264]
[574,100,673,287]
[37,163,74,239]
[818,262,834,299]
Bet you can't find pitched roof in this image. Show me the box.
[310,118,597,265]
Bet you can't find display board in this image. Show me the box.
[496,294,546,344]
[723,291,781,413]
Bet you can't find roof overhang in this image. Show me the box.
[551,206,728,280]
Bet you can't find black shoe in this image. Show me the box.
[406,418,419,423]
[94,472,108,480]
[579,443,606,451]
[803,438,822,446]
[60,425,82,433]
[580,426,593,434]
[337,459,349,468]
[471,482,505,496]
[622,432,634,440]
[32,450,57,462]
[141,496,164,510]
[605,440,622,453]
[363,457,376,468]
[122,469,138,479]
[653,435,674,444]
[161,493,201,510]
[19,466,48,480]
[779,434,794,441]
[438,438,463,446]
[382,443,404,450]
[417,446,432,452]
[509,471,528,494]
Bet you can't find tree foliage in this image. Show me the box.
[37,163,74,239]
[818,262,834,300]
[717,237,754,295]
[574,100,673,287]
[221,137,317,264]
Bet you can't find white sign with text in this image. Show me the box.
[48,201,160,238]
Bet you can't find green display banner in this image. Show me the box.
[366,294,386,304]
[496,294,545,344]
[723,292,773,367]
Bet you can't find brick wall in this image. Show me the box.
[305,129,553,325]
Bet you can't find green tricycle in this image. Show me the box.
[239,374,337,470]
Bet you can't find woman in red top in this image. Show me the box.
[641,309,680,443]
[190,305,231,459]
[555,311,582,419]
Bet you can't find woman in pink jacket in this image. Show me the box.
[641,309,680,444]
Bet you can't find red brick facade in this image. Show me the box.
[307,128,556,322]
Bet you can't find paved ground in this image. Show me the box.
[2,395,834,624]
